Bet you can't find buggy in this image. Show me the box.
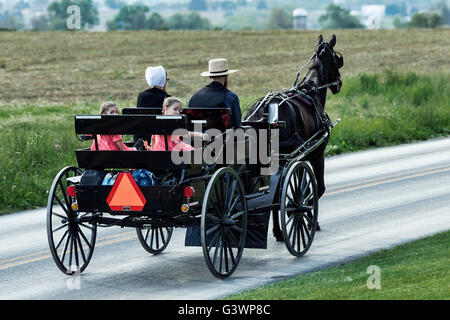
[47,106,338,278]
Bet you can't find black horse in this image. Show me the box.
[244,34,344,240]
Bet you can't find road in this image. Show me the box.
[1,138,449,299]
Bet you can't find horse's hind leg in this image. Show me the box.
[307,153,326,231]
[272,210,284,241]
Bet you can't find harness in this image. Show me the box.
[243,41,342,146]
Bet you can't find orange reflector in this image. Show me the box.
[71,202,79,211]
[106,172,146,211]
[181,204,189,213]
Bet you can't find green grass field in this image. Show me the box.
[0,29,449,214]
[224,230,450,300]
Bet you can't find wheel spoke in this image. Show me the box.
[76,224,93,251]
[218,237,224,274]
[55,229,70,250]
[54,195,70,215]
[68,233,74,269]
[52,223,69,233]
[76,232,87,264]
[206,224,222,237]
[227,229,239,248]
[207,229,222,254]
[79,223,94,231]
[73,232,79,268]
[300,218,311,241]
[57,181,71,210]
[150,228,155,248]
[285,213,295,226]
[61,233,71,264]
[224,237,236,265]
[159,228,166,244]
[206,213,221,224]
[52,211,68,220]
[230,225,243,233]
[227,180,238,209]
[230,210,244,220]
[288,217,297,242]
[223,237,229,273]
[155,227,160,249]
[304,191,314,204]
[287,194,299,207]
[212,234,222,266]
[144,229,150,242]
[228,194,241,215]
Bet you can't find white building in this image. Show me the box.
[293,8,307,30]
[361,5,385,29]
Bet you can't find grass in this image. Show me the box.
[0,71,448,214]
[224,230,450,300]
[0,29,449,213]
[1,29,449,105]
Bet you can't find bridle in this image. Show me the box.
[294,41,344,94]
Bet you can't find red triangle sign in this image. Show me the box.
[106,172,146,211]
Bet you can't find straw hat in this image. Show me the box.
[200,58,238,77]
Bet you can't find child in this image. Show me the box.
[152,97,207,151]
[91,101,144,151]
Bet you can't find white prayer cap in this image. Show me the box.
[145,65,167,87]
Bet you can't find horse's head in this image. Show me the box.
[314,34,344,94]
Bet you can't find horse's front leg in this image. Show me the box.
[272,210,284,241]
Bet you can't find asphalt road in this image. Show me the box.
[1,138,449,300]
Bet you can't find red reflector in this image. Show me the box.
[67,185,77,197]
[183,186,195,198]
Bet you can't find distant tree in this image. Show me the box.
[408,12,443,28]
[167,12,211,29]
[47,0,99,30]
[319,3,365,29]
[107,4,149,30]
[188,0,207,11]
[269,8,292,29]
[385,4,400,16]
[236,0,247,7]
[393,16,407,28]
[32,0,50,11]
[31,14,50,30]
[0,10,25,30]
[105,0,126,9]
[14,0,30,10]
[256,0,267,11]
[436,0,450,25]
[221,1,237,11]
[400,2,407,16]
[147,12,164,30]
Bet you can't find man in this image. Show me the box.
[137,65,170,108]
[188,58,242,127]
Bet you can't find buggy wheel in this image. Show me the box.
[280,161,318,257]
[136,226,173,254]
[47,166,97,275]
[201,167,248,279]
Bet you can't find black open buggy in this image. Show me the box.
[47,106,338,278]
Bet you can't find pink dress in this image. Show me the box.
[152,135,194,151]
[91,135,136,151]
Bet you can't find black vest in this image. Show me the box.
[188,81,229,109]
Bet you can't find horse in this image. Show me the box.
[243,34,344,241]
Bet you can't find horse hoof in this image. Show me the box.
[273,231,284,242]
